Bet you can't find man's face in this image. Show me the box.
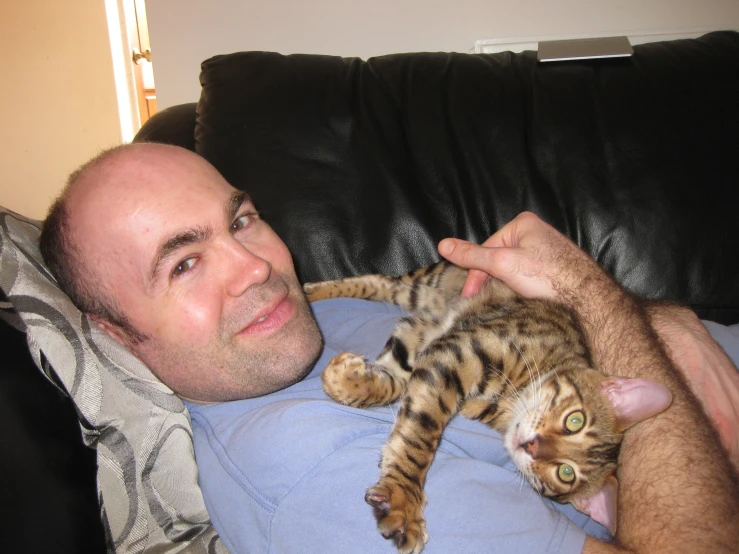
[71,145,322,402]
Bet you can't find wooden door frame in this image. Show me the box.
[103,0,156,141]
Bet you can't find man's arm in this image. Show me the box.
[438,212,739,553]
[647,302,739,472]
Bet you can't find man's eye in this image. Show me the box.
[172,258,196,278]
[230,214,251,234]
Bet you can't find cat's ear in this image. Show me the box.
[572,476,618,534]
[601,376,672,431]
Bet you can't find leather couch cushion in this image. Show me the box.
[135,102,198,151]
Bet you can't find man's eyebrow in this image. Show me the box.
[228,190,253,221]
[148,226,211,283]
[147,191,253,284]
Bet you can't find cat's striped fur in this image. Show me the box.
[304,262,624,554]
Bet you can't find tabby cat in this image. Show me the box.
[304,261,670,554]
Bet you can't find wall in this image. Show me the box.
[148,0,739,110]
[0,0,121,220]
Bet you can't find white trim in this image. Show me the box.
[474,27,737,54]
[104,0,140,142]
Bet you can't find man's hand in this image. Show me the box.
[438,212,618,317]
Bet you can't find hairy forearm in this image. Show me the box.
[574,280,739,552]
[437,214,739,550]
[646,302,739,472]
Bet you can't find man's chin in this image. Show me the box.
[279,305,324,386]
[190,291,323,402]
[247,301,323,394]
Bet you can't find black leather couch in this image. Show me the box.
[3,30,738,552]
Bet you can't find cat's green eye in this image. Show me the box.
[565,410,585,433]
[558,463,576,483]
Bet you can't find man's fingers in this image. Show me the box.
[476,211,541,249]
[438,237,557,299]
[438,238,519,277]
[438,239,498,296]
[438,238,494,270]
[461,269,489,297]
[438,238,516,296]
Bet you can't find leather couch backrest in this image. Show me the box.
[137,31,739,323]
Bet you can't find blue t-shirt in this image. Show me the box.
[186,298,613,554]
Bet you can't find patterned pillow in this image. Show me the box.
[0,207,228,553]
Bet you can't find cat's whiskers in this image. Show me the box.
[533,391,557,430]
[532,357,547,408]
[512,341,540,407]
[526,347,546,409]
[507,400,528,423]
[495,448,512,465]
[513,341,548,418]
[517,470,527,494]
[481,360,529,422]
[493,365,530,416]
[504,389,530,424]
[509,461,530,493]
[487,388,527,421]
[518,466,544,499]
[546,366,564,391]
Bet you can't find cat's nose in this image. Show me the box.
[521,436,539,459]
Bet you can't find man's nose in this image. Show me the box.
[224,240,271,297]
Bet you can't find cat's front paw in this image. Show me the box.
[321,352,389,407]
[365,482,428,554]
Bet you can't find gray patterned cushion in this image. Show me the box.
[0,207,229,553]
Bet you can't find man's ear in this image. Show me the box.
[89,314,130,347]
[572,476,618,534]
[601,376,673,432]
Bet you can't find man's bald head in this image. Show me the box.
[40,143,217,342]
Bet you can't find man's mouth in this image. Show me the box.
[237,294,295,338]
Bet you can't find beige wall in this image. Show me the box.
[4,0,736,221]
[0,0,122,220]
[148,0,739,110]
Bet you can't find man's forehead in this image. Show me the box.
[69,148,249,279]
[73,147,239,217]
[88,181,246,249]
